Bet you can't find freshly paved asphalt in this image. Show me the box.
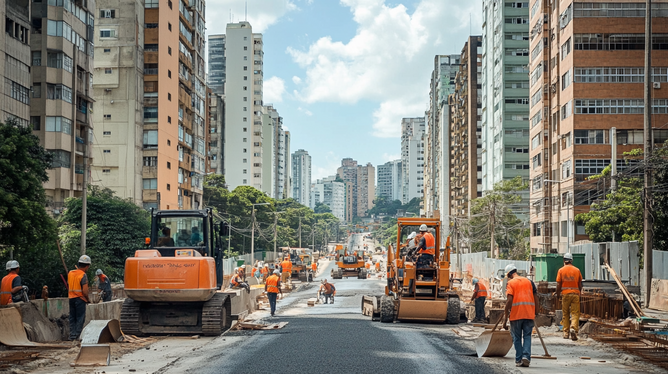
[190,234,507,374]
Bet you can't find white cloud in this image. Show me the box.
[297,107,313,116]
[287,0,481,138]
[264,76,287,103]
[205,0,297,36]
[292,76,302,85]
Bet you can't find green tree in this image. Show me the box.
[58,186,151,280]
[467,176,528,259]
[314,202,332,214]
[0,120,55,255]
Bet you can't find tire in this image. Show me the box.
[446,295,461,324]
[379,296,394,323]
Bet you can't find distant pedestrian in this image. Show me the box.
[265,270,282,317]
[68,255,92,340]
[556,253,583,341]
[502,264,538,368]
[469,278,488,323]
[96,269,112,302]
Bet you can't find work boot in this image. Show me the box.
[571,329,578,341]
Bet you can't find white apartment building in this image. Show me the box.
[91,0,144,206]
[222,22,264,190]
[311,176,345,221]
[377,160,402,201]
[292,149,311,206]
[401,118,425,204]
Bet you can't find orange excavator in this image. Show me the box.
[121,209,232,336]
[362,218,460,323]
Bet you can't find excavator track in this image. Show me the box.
[202,293,231,336]
[120,298,142,336]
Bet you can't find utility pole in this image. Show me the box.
[643,0,654,307]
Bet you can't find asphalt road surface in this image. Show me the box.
[186,234,505,374]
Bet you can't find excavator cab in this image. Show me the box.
[121,209,231,336]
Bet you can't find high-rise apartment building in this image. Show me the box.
[310,176,346,221]
[401,117,425,204]
[218,22,264,191]
[424,55,459,218]
[481,0,531,204]
[2,0,30,128]
[139,0,207,210]
[30,0,95,210]
[377,160,402,201]
[450,36,483,218]
[292,149,311,205]
[207,34,225,95]
[528,1,668,254]
[209,92,224,174]
[91,0,144,206]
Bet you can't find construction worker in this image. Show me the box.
[1,261,23,305]
[415,224,435,269]
[280,257,292,284]
[96,269,112,302]
[502,264,538,368]
[68,255,92,340]
[318,279,336,304]
[230,268,250,293]
[556,252,583,341]
[469,278,488,323]
[265,269,282,317]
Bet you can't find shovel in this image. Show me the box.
[475,314,514,357]
[531,326,557,359]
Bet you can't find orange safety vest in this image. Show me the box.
[475,283,488,298]
[281,260,292,273]
[419,232,435,256]
[506,276,535,321]
[68,269,87,300]
[266,274,280,293]
[557,264,582,295]
[311,263,317,271]
[0,273,18,305]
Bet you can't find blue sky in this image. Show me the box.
[207,0,483,180]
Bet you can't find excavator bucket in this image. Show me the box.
[475,330,514,357]
[74,344,111,366]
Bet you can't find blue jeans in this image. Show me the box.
[510,319,534,363]
[474,297,486,321]
[267,292,278,315]
[69,297,87,340]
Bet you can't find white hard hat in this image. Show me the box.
[564,253,573,261]
[505,264,517,277]
[472,278,479,284]
[419,224,428,232]
[96,269,103,275]
[408,232,416,239]
[9,260,19,270]
[78,255,91,265]
[5,261,11,271]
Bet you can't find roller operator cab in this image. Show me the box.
[363,218,460,323]
[121,209,232,336]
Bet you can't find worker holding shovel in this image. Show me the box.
[502,264,538,368]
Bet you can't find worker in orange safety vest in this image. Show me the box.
[502,264,538,368]
[469,278,488,323]
[556,252,583,341]
[68,255,92,340]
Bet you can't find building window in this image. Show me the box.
[143,178,157,189]
[99,9,115,18]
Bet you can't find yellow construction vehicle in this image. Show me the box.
[362,217,460,323]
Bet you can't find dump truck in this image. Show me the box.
[361,217,460,323]
[121,209,232,336]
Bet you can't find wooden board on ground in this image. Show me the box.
[649,278,668,312]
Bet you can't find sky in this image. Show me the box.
[206,0,483,180]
